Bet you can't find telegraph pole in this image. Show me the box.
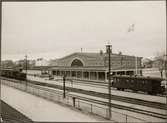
[121,56,123,69]
[135,56,138,75]
[25,55,28,89]
[63,74,66,98]
[164,54,167,123]
[0,0,2,121]
[25,55,28,74]
[106,44,112,119]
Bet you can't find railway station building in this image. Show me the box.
[49,46,142,82]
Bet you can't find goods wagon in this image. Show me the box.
[112,75,165,95]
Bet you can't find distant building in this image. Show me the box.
[14,59,35,69]
[35,58,49,66]
[152,60,160,68]
[15,60,25,67]
[152,59,166,69]
[142,58,153,68]
[48,59,58,66]
[28,60,36,69]
[49,46,142,82]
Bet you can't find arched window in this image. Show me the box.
[71,59,83,67]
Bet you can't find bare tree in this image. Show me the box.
[154,51,166,78]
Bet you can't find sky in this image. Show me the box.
[2,1,166,61]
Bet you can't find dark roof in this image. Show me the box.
[58,52,105,66]
[50,66,107,71]
[113,75,164,81]
[60,52,105,60]
[60,52,142,60]
[56,52,142,67]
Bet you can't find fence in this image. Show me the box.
[1,79,148,123]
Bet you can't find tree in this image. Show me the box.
[1,60,15,68]
[154,51,166,78]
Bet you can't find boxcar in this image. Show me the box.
[112,75,165,95]
[1,69,27,81]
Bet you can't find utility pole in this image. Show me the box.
[106,44,112,119]
[164,54,167,123]
[0,0,2,121]
[121,56,123,69]
[25,55,28,74]
[25,55,28,89]
[135,56,138,75]
[63,74,66,98]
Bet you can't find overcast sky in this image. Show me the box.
[2,1,166,61]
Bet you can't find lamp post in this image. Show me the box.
[106,44,112,119]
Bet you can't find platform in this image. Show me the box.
[1,84,110,122]
[1,100,32,122]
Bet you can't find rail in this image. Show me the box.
[27,74,166,97]
[26,77,167,110]
[1,78,158,122]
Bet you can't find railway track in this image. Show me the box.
[67,94,166,120]
[37,84,167,119]
[2,78,166,120]
[54,78,108,87]
[46,77,166,97]
[26,78,166,110]
[2,77,165,110]
[69,87,166,110]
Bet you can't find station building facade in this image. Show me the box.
[49,47,142,82]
